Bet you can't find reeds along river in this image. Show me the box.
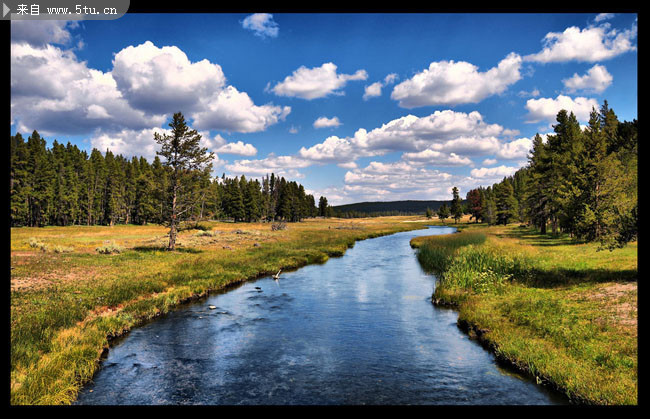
[76,226,567,405]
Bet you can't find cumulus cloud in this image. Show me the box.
[363,73,399,100]
[313,116,342,129]
[241,13,279,39]
[337,160,509,203]
[89,129,256,162]
[91,127,169,161]
[11,39,291,137]
[111,41,226,115]
[363,82,383,100]
[199,133,258,157]
[524,21,637,63]
[482,158,497,166]
[525,95,600,123]
[225,153,311,179]
[11,20,77,47]
[401,149,473,166]
[562,64,613,93]
[191,85,291,133]
[470,165,519,179]
[496,137,534,160]
[268,62,368,99]
[215,140,258,156]
[298,110,509,166]
[390,53,522,108]
[11,42,165,136]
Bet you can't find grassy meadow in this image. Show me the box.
[10,216,430,405]
[411,221,638,405]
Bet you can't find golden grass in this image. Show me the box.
[10,216,428,405]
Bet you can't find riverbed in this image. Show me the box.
[76,226,566,405]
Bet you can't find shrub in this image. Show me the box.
[194,230,217,237]
[27,238,72,253]
[95,242,124,254]
[271,221,287,231]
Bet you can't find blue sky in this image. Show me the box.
[10,13,638,204]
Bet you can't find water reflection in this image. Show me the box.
[77,226,566,405]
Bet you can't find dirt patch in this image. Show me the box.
[584,282,637,330]
[11,269,103,293]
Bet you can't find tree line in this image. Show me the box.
[10,115,329,230]
[461,101,637,250]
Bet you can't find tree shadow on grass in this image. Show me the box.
[497,226,585,247]
[132,246,203,254]
[516,267,637,289]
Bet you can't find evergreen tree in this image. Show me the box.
[450,186,463,223]
[154,112,214,250]
[494,179,518,225]
[318,196,329,217]
[437,203,450,223]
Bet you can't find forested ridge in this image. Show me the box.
[332,200,465,218]
[463,101,637,250]
[10,131,329,227]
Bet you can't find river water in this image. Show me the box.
[76,226,566,405]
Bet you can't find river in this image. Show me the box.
[76,226,566,405]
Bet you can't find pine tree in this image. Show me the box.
[495,179,518,225]
[154,112,214,250]
[437,203,450,223]
[450,186,463,223]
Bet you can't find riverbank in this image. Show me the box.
[410,223,638,405]
[10,216,428,405]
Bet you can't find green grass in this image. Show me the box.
[10,216,429,405]
[413,223,638,405]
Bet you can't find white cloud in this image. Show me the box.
[363,82,383,100]
[225,153,311,179]
[298,110,509,166]
[289,125,299,134]
[11,39,290,136]
[390,53,522,108]
[313,116,342,129]
[241,13,279,39]
[518,88,540,98]
[111,41,226,115]
[201,134,258,156]
[594,13,615,23]
[482,158,497,166]
[11,42,165,136]
[191,85,291,133]
[401,149,473,166]
[89,129,256,162]
[91,127,169,161]
[524,22,637,63]
[336,160,501,203]
[525,95,600,123]
[298,135,362,165]
[269,62,368,99]
[216,141,257,156]
[11,20,77,46]
[363,73,399,100]
[337,162,357,169]
[470,165,519,179]
[384,73,399,84]
[562,64,613,93]
[496,137,534,160]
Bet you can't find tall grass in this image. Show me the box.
[414,224,638,405]
[416,230,486,275]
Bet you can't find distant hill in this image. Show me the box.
[332,200,464,216]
